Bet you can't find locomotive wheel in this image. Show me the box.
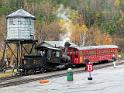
[22,69,28,76]
[40,68,46,73]
[27,69,34,75]
[21,69,26,75]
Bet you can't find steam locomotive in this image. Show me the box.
[19,41,118,75]
[19,41,73,75]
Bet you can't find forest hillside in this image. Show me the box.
[0,0,124,58]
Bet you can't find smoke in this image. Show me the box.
[57,4,72,43]
[57,4,70,21]
[60,31,71,42]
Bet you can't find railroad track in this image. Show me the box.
[0,62,121,88]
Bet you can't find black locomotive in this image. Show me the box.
[19,42,71,75]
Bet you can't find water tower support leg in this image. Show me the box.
[0,42,7,71]
[16,43,19,72]
[6,43,16,59]
[29,42,36,54]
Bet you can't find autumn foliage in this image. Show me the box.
[0,0,124,62]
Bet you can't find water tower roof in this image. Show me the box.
[6,9,36,19]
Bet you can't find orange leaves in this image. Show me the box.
[71,32,80,43]
[114,0,120,7]
[59,19,65,27]
[103,33,113,45]
[95,38,100,45]
[93,27,113,45]
[73,24,88,33]
[71,24,88,44]
[80,25,88,33]
[93,28,102,45]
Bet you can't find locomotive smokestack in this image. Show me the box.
[62,42,71,62]
[64,42,71,55]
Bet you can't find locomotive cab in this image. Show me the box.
[37,46,62,64]
[19,46,62,75]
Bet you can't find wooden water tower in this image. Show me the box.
[1,9,37,71]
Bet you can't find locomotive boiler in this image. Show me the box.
[19,41,72,75]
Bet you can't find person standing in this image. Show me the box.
[84,57,90,71]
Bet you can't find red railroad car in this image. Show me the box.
[68,45,118,64]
